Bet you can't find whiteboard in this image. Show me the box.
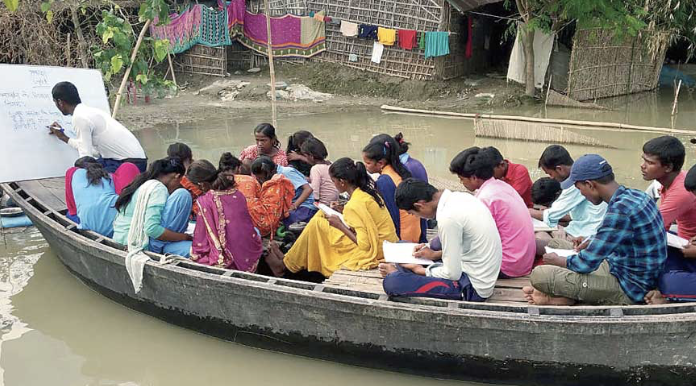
[0,64,110,183]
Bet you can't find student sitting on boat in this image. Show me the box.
[300,137,339,206]
[264,158,398,278]
[449,147,536,278]
[71,161,119,237]
[113,157,193,257]
[379,179,502,301]
[247,157,297,236]
[530,145,607,250]
[394,132,429,243]
[484,147,534,208]
[48,81,148,173]
[249,156,316,226]
[531,177,562,208]
[394,133,428,183]
[286,130,314,177]
[523,155,666,305]
[363,134,421,243]
[239,123,288,167]
[218,152,261,200]
[641,136,696,240]
[167,143,200,219]
[185,160,263,271]
[647,164,696,304]
[65,157,138,224]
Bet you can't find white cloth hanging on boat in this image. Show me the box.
[125,179,161,293]
[507,27,555,89]
[371,41,384,64]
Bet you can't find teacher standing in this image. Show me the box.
[49,81,148,173]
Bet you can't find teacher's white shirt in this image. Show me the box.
[68,104,146,160]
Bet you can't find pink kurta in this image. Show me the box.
[475,178,536,277]
[191,189,263,272]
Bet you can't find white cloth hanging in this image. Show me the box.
[371,41,384,64]
[124,179,162,293]
[507,28,555,89]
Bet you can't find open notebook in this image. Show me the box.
[667,233,689,249]
[383,241,435,266]
[316,203,349,227]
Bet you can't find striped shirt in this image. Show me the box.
[567,186,666,303]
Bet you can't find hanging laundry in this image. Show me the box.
[377,27,396,46]
[328,18,341,25]
[150,5,231,54]
[398,29,417,50]
[371,41,384,64]
[324,16,332,23]
[349,53,358,62]
[418,32,426,50]
[424,31,450,59]
[309,11,315,17]
[340,20,358,37]
[465,17,473,58]
[313,13,324,22]
[358,24,378,40]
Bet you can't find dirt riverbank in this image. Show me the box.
[118,62,531,130]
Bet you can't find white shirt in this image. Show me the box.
[68,104,146,160]
[426,190,502,298]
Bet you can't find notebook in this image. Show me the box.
[383,241,435,266]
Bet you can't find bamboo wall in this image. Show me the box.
[567,28,669,101]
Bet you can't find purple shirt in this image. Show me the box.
[475,178,536,277]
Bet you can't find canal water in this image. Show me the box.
[1,87,695,385]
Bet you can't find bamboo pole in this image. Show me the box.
[66,33,71,67]
[380,105,696,135]
[672,80,682,116]
[167,53,177,86]
[263,0,278,127]
[112,19,152,118]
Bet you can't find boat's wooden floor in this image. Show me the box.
[14,177,529,304]
[326,269,530,304]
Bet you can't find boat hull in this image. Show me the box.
[6,182,696,386]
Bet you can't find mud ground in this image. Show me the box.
[118,62,533,130]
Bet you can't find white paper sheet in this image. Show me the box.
[544,247,576,257]
[532,218,557,232]
[185,222,196,236]
[383,241,435,266]
[316,203,349,227]
[667,233,689,249]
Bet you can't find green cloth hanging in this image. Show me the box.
[418,32,426,50]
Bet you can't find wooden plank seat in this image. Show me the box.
[325,268,530,304]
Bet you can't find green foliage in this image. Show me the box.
[3,0,19,12]
[91,0,175,97]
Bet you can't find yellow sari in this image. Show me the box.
[284,188,398,277]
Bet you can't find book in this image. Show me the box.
[532,218,557,232]
[667,233,689,249]
[382,241,435,266]
[316,203,349,227]
[544,247,577,258]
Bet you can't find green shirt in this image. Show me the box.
[112,182,168,247]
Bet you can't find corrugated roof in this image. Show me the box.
[445,0,504,13]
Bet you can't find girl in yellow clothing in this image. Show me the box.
[362,134,422,243]
[265,158,398,278]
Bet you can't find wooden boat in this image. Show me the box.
[3,177,696,386]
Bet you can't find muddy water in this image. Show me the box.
[0,228,476,386]
[1,88,695,385]
[137,90,695,190]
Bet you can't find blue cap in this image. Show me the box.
[560,154,613,189]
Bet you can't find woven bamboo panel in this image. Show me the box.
[177,44,227,77]
[305,0,446,80]
[567,28,669,101]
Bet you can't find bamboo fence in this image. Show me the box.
[567,28,670,101]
